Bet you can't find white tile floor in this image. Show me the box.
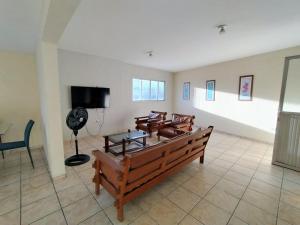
[0,131,300,225]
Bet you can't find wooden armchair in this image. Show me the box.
[135,111,167,136]
[157,113,195,140]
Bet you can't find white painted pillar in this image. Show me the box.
[36,41,65,178]
[35,0,81,178]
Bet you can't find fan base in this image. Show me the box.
[65,154,90,166]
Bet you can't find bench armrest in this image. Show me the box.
[155,119,172,129]
[172,123,190,129]
[158,119,172,125]
[148,118,160,123]
[134,116,149,120]
[93,150,123,173]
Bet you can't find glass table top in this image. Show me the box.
[107,130,148,144]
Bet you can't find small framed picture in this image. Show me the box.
[239,75,254,101]
[206,80,215,101]
[183,82,190,100]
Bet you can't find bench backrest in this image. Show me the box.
[151,110,167,120]
[171,113,195,131]
[125,127,213,191]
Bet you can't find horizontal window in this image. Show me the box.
[132,78,165,101]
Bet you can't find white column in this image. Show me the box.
[36,41,65,178]
[35,0,81,178]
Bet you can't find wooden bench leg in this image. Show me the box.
[95,161,101,195]
[95,178,100,195]
[117,201,124,221]
[200,155,204,164]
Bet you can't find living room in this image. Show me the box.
[1,0,300,225]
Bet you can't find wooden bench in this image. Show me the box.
[92,126,213,221]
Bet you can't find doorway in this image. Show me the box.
[273,55,300,171]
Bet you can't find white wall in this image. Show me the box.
[174,46,300,143]
[58,50,173,140]
[0,51,42,147]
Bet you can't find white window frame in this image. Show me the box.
[132,78,166,101]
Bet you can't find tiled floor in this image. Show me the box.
[1,131,300,225]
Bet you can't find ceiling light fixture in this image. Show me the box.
[146,50,153,57]
[216,24,227,35]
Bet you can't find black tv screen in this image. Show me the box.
[71,86,110,109]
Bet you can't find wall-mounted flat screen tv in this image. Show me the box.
[71,86,110,109]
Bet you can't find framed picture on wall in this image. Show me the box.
[206,80,215,101]
[183,82,190,100]
[238,75,254,101]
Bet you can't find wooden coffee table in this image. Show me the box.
[104,129,149,156]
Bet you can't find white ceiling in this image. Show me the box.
[0,0,42,52]
[59,0,300,72]
[1,1,300,71]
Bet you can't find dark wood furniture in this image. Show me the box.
[135,111,167,136]
[104,130,149,156]
[92,126,213,221]
[157,113,195,140]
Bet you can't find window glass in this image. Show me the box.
[158,81,165,100]
[132,79,141,101]
[132,79,165,101]
[150,81,158,100]
[141,80,150,100]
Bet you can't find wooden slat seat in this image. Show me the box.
[92,126,213,221]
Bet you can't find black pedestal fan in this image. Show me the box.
[65,107,90,166]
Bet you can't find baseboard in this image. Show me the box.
[51,173,67,181]
[213,128,274,145]
[30,144,43,150]
[193,125,274,145]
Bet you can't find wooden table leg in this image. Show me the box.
[143,136,146,146]
[122,139,126,156]
[104,136,109,153]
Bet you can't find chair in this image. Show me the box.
[0,120,35,168]
[135,111,167,136]
[157,113,195,140]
